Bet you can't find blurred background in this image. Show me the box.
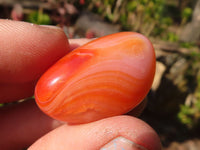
[0,0,200,149]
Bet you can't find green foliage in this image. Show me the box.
[0,103,3,107]
[178,104,195,126]
[178,97,200,129]
[26,10,51,25]
[163,32,179,42]
[180,42,196,48]
[127,1,137,11]
[161,17,173,26]
[104,0,115,6]
[178,54,200,128]
[89,0,175,37]
[87,0,194,41]
[182,7,192,20]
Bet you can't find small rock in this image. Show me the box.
[151,61,166,91]
[166,57,188,92]
[74,11,120,38]
[180,0,200,42]
[164,139,200,150]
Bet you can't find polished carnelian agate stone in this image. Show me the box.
[35,32,156,124]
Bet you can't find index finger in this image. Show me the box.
[0,20,69,102]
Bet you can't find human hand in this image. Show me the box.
[0,19,161,150]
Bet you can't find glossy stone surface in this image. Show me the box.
[35,32,156,124]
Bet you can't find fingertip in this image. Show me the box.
[29,116,161,150]
[0,19,69,84]
[0,20,70,102]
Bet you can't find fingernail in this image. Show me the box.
[40,25,61,29]
[100,136,147,150]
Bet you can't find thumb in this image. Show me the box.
[29,116,161,150]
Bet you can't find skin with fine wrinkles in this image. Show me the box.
[35,32,156,124]
[0,19,69,102]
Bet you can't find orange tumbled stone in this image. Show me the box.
[35,32,156,124]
